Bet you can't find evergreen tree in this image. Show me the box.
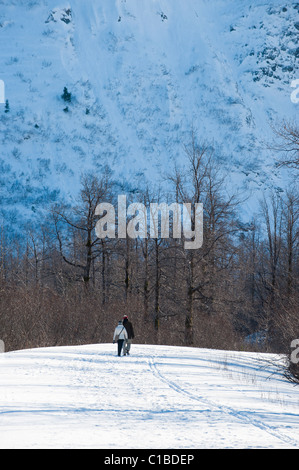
[4,99,9,113]
[61,87,72,103]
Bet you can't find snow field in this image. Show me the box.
[0,343,299,449]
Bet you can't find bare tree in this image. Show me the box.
[270,120,299,169]
[169,134,240,346]
[282,191,299,296]
[52,171,112,287]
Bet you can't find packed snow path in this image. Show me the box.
[1,344,299,449]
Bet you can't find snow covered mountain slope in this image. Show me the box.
[0,0,298,225]
[0,343,299,449]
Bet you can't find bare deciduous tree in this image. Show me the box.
[52,171,111,286]
[270,120,299,169]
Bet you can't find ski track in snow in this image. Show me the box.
[148,356,299,449]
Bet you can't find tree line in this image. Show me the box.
[0,132,298,372]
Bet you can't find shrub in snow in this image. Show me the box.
[61,87,71,103]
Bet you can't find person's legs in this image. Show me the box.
[126,339,132,354]
[117,339,124,356]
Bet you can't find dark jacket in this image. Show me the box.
[123,319,135,339]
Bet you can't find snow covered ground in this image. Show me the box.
[0,343,299,449]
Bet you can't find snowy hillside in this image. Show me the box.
[0,0,298,227]
[1,343,299,449]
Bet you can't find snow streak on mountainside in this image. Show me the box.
[0,0,298,227]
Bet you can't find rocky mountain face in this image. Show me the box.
[0,0,298,230]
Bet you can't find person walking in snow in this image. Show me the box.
[122,315,135,356]
[113,320,128,356]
